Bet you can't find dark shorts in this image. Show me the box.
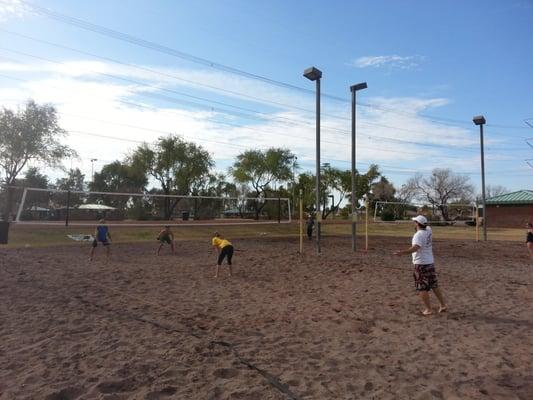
[218,245,234,265]
[159,235,172,244]
[92,239,110,248]
[413,264,438,292]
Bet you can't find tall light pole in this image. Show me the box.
[473,115,487,241]
[90,158,98,183]
[350,82,367,251]
[303,66,322,254]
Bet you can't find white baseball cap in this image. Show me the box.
[412,215,428,225]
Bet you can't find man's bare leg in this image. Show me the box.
[228,264,233,277]
[432,287,447,312]
[214,264,220,278]
[419,291,432,315]
[89,247,95,261]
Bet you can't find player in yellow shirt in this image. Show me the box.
[212,231,234,278]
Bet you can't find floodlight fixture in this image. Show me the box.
[473,115,486,125]
[303,66,322,81]
[350,82,368,92]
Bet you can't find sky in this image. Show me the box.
[0,0,532,194]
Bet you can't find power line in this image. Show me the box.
[0,47,517,155]
[9,0,529,131]
[0,29,487,143]
[1,70,529,165]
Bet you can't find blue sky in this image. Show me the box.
[0,0,532,193]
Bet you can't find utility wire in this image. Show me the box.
[9,0,529,131]
[0,69,528,163]
[2,49,519,154]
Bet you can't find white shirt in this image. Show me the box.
[411,226,434,265]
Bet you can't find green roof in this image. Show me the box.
[486,190,533,205]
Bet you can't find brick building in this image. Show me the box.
[485,190,533,228]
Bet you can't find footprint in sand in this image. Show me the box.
[45,387,85,400]
[213,368,239,379]
[145,386,178,399]
[96,378,137,394]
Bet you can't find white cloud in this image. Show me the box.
[0,0,27,21]
[350,55,425,70]
[0,57,489,187]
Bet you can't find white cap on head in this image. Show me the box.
[412,215,428,225]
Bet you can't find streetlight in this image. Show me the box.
[90,158,98,183]
[473,115,487,241]
[350,82,367,252]
[303,66,322,254]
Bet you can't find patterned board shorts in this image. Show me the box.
[413,264,438,292]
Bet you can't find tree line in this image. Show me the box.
[1,100,507,221]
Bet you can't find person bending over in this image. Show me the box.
[157,225,175,255]
[90,219,111,261]
[212,231,234,278]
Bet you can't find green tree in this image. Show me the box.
[0,100,74,218]
[90,161,147,193]
[55,168,85,191]
[230,148,296,219]
[295,164,381,220]
[20,167,49,189]
[130,135,214,219]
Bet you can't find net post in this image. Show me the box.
[278,194,281,224]
[365,197,369,251]
[476,204,480,242]
[15,187,28,222]
[287,198,292,223]
[65,190,71,227]
[299,189,303,254]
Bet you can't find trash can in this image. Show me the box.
[0,221,9,244]
[181,211,190,221]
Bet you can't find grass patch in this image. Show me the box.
[2,220,524,248]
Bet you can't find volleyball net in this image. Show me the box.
[373,201,477,224]
[6,186,292,226]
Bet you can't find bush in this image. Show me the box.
[381,211,395,221]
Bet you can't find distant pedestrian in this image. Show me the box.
[212,231,234,278]
[394,215,447,316]
[527,222,533,259]
[90,219,111,261]
[306,214,314,240]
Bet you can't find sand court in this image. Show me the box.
[1,236,532,399]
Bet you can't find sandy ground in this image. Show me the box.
[0,236,532,400]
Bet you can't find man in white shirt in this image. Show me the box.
[394,215,447,316]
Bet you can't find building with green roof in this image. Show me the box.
[485,190,533,228]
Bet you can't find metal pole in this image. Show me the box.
[65,190,71,227]
[278,191,281,224]
[479,124,487,241]
[315,78,321,254]
[351,87,356,252]
[299,189,303,254]
[365,197,369,251]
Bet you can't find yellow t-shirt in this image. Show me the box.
[212,237,232,249]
